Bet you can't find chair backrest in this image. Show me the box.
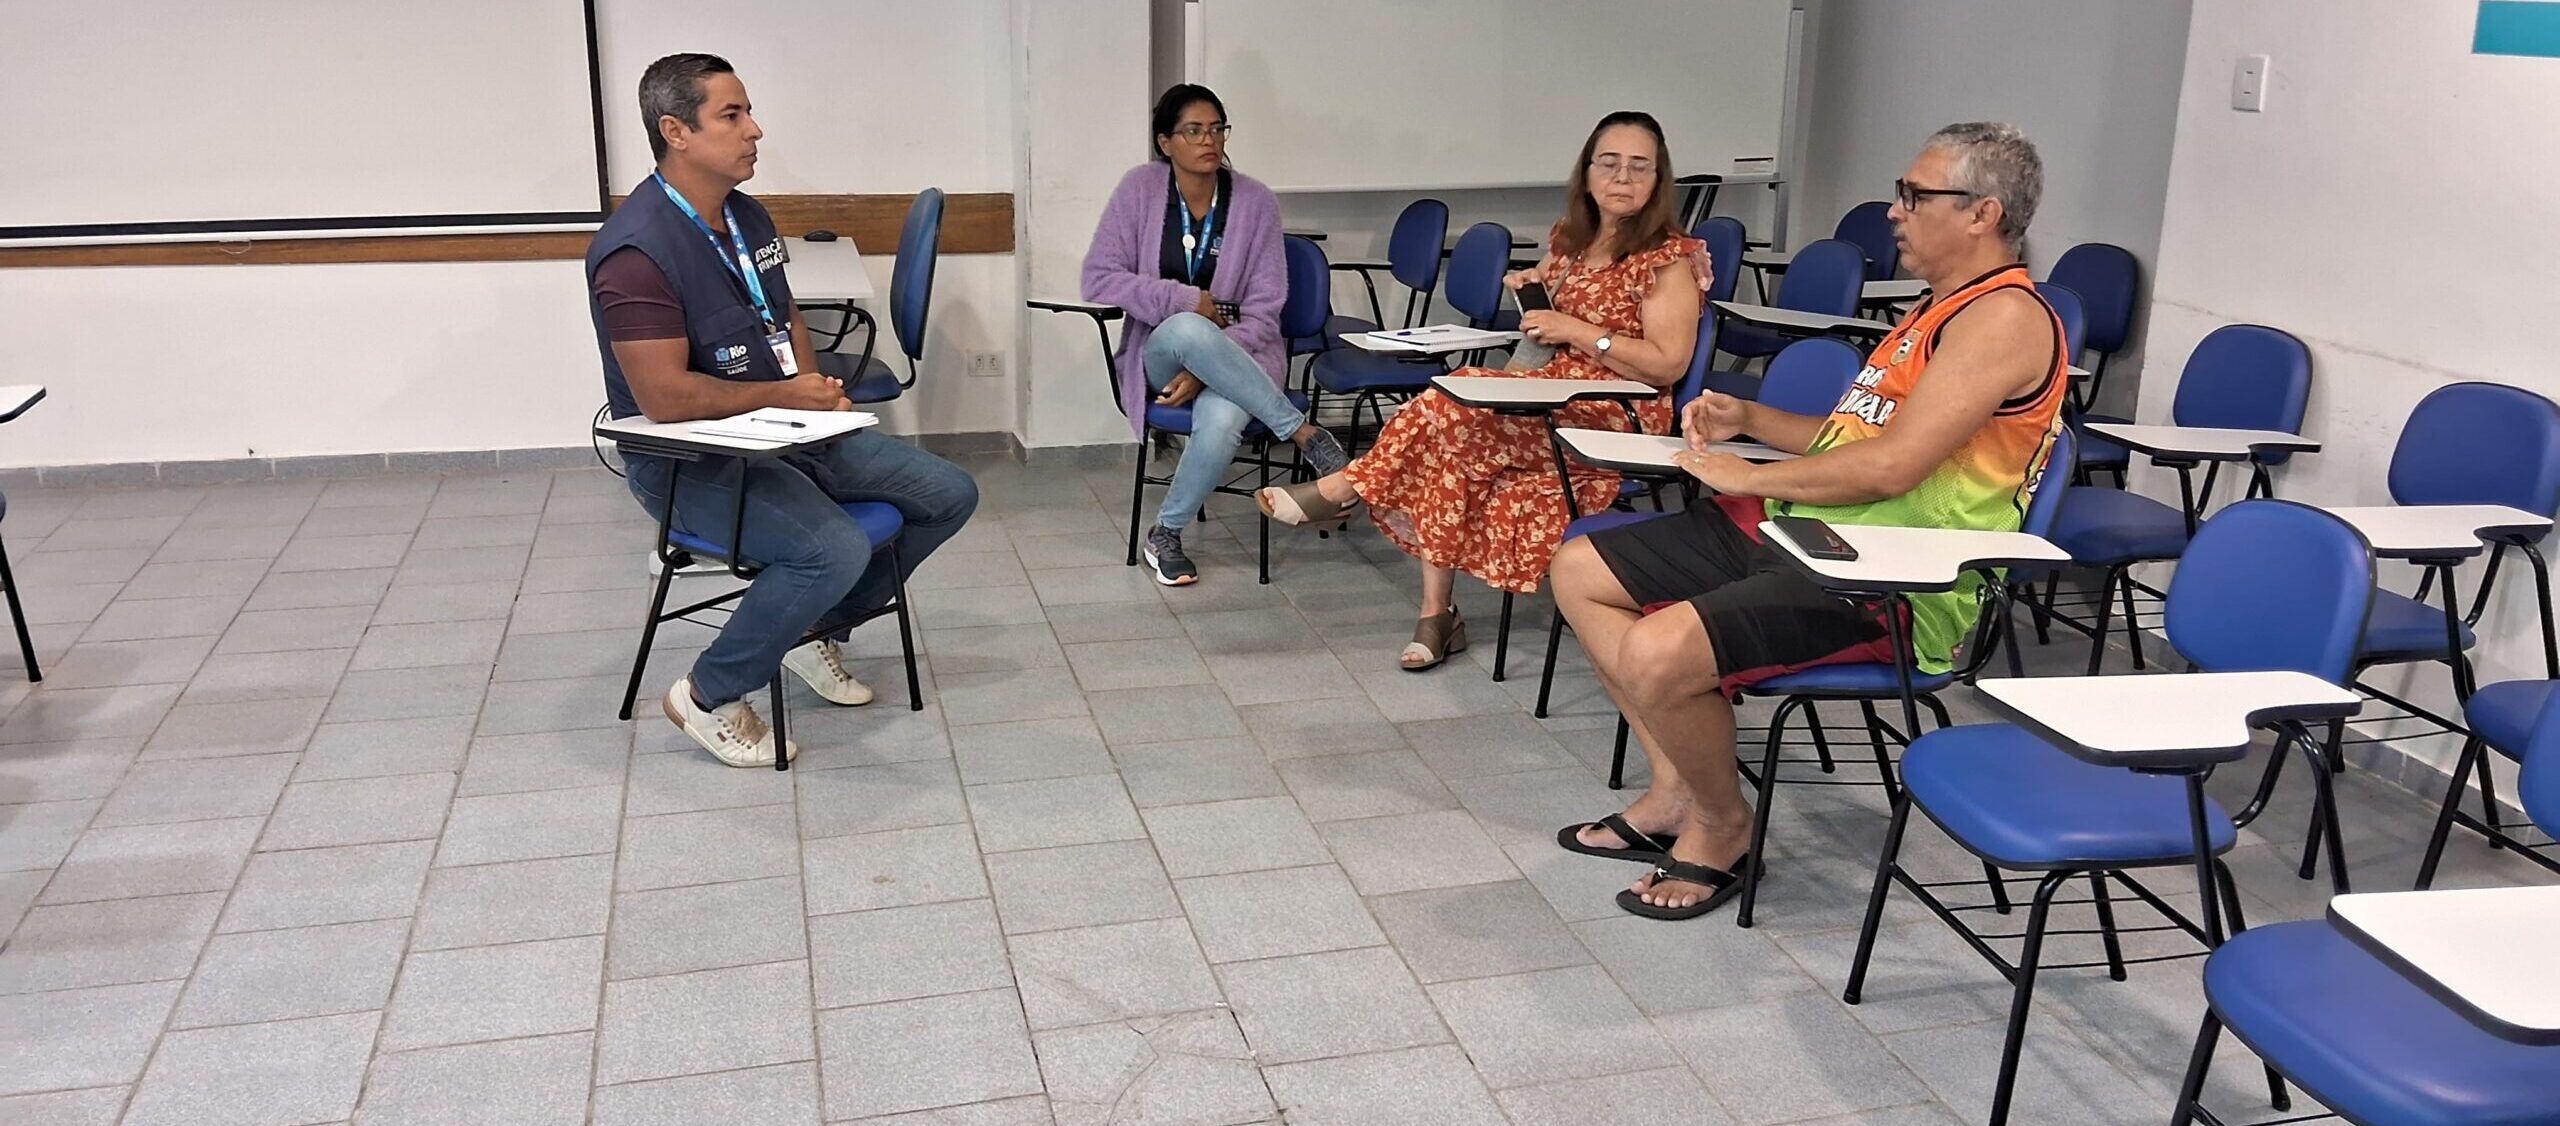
[888,188,945,363]
[2522,685,2560,834]
[1833,201,1898,281]
[1758,337,1864,418]
[2019,424,2079,540]
[1280,235,1332,342]
[2047,242,2141,356]
[1445,221,1514,326]
[2163,500,2375,684]
[1671,304,1720,414]
[2170,324,2312,442]
[2387,382,2560,516]
[2037,282,2088,364]
[1773,238,1864,318]
[1692,215,1746,304]
[1388,198,1451,295]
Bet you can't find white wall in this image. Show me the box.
[2135,0,2560,771]
[1797,0,2192,413]
[0,0,1022,470]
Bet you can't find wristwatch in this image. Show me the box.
[1593,333,1614,356]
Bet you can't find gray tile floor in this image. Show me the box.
[0,454,2546,1125]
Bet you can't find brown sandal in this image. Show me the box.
[1256,480,1356,527]
[1400,609,1468,672]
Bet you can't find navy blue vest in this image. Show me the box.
[585,177,797,419]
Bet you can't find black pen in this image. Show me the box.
[751,418,808,429]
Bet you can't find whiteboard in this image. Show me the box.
[0,0,604,238]
[1199,0,1792,192]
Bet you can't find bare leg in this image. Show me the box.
[1309,470,1357,505]
[1553,541,1694,843]
[1418,562,1457,619]
[1607,601,1754,910]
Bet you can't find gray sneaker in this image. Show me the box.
[1300,426,1351,478]
[1142,524,1200,586]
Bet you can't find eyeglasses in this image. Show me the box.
[1590,156,1657,182]
[1894,178,1975,211]
[1171,123,1232,143]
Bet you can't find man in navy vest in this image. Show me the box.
[587,53,978,768]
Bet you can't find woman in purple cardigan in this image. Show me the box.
[1081,85,1349,586]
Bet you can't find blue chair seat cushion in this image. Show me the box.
[1902,723,2238,868]
[1145,391,1313,437]
[1311,348,1440,395]
[2207,919,2560,1126]
[2358,588,2478,664]
[668,501,905,565]
[2467,679,2555,760]
[2052,485,2188,564]
[817,351,905,404]
[1563,511,1668,542]
[1749,662,1955,698]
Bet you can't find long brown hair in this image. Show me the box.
[1552,111,1679,264]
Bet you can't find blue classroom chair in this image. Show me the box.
[818,188,943,405]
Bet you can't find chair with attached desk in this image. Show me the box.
[2046,242,2141,413]
[1308,221,1513,450]
[601,415,927,773]
[2174,687,2560,1126]
[1848,500,2374,1126]
[1300,198,1449,354]
[1833,200,1898,282]
[817,188,942,405]
[0,385,44,682]
[1691,216,1747,306]
[1716,238,1865,364]
[2045,324,2313,674]
[1026,234,1329,586]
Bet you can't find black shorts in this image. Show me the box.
[1585,501,1889,692]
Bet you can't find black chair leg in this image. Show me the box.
[2169,1013,2223,1126]
[1492,592,1513,681]
[1735,698,1798,929]
[2118,568,2147,670]
[2477,742,2507,850]
[1533,608,1566,718]
[768,673,791,773]
[888,543,923,712]
[1607,717,1630,790]
[1125,429,1150,567]
[1843,794,1913,1005]
[2089,873,2128,981]
[1987,873,2071,1126]
[2415,735,2489,889]
[0,531,39,682]
[619,561,679,721]
[2086,567,2119,676]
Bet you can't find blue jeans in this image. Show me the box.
[1145,312,1307,532]
[625,430,979,708]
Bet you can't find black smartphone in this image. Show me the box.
[1772,515,1860,562]
[1515,282,1552,312]
[1215,300,1242,321]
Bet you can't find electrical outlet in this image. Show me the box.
[2231,54,2268,112]
[967,351,1007,379]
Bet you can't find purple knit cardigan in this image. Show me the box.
[1080,163,1288,437]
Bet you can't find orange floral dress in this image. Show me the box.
[1341,232,1712,593]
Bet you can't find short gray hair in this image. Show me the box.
[638,53,734,162]
[1925,122,2041,247]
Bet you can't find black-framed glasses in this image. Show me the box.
[1171,123,1233,143]
[1894,178,1974,211]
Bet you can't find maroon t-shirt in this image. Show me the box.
[591,246,691,342]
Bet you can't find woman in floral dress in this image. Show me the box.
[1259,111,1711,670]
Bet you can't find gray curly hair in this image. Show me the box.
[1925,122,2041,248]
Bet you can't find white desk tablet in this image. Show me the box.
[1430,376,1656,410]
[2317,504,2553,560]
[596,412,874,460]
[1760,521,2070,594]
[1554,429,1794,474]
[1712,301,1895,340]
[2082,423,2321,461]
[2330,886,2560,1043]
[784,237,875,303]
[1978,672,2363,770]
[1861,279,1929,303]
[1346,327,1521,355]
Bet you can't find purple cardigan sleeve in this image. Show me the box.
[1217,195,1286,363]
[1080,168,1196,326]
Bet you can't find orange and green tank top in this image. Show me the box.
[1770,263,2068,674]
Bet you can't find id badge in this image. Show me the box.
[766,330,798,376]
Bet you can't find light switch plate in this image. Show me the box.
[2232,54,2269,112]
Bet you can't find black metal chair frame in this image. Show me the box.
[0,524,38,682]
[612,450,924,773]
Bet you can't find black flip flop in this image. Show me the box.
[1615,855,1751,920]
[1554,813,1678,862]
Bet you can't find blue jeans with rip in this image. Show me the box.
[1144,312,1306,533]
[624,429,978,708]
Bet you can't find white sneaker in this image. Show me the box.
[782,639,876,706]
[662,676,799,767]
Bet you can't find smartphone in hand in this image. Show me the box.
[1214,300,1242,322]
[1515,282,1552,312]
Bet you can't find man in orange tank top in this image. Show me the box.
[1548,124,2070,920]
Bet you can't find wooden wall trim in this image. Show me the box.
[0,192,1014,268]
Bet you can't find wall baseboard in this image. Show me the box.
[0,431,1116,490]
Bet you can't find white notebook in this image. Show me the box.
[689,407,878,443]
